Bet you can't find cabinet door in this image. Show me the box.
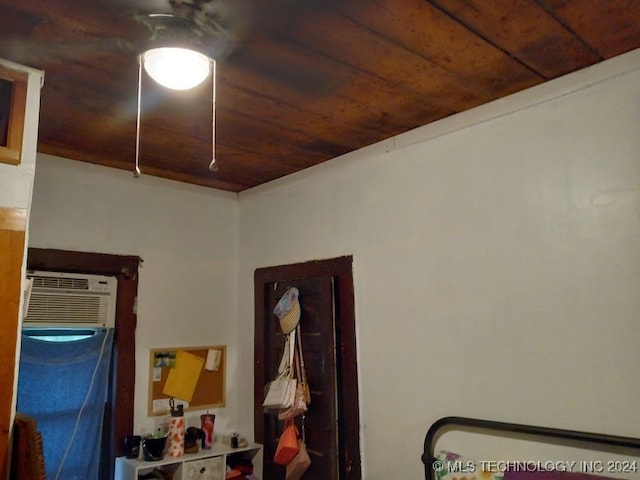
[184,456,224,480]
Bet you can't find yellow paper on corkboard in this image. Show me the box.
[162,350,205,402]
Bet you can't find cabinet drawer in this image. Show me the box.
[184,456,224,480]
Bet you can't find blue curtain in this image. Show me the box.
[17,329,114,480]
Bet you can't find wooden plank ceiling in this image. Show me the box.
[1,0,639,192]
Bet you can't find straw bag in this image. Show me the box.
[274,287,301,334]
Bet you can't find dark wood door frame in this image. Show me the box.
[254,255,361,479]
[26,247,140,478]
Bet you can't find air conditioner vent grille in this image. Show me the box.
[31,276,89,290]
[24,271,116,328]
[26,294,103,323]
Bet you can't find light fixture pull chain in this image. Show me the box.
[208,59,218,172]
[134,56,143,177]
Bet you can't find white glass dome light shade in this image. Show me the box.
[142,47,212,90]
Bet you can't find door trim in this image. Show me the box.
[254,255,361,479]
[0,207,27,480]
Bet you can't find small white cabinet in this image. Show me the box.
[114,443,262,480]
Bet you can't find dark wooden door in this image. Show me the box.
[264,277,337,479]
[254,257,361,480]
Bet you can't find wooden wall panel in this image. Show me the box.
[2,0,640,192]
[0,207,27,480]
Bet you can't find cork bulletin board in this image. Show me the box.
[148,345,226,416]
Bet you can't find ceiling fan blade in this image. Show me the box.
[101,0,174,15]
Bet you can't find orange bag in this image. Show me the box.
[274,421,299,465]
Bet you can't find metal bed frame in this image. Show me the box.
[422,417,640,480]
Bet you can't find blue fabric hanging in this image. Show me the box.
[17,328,114,480]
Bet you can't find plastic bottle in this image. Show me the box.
[166,399,185,457]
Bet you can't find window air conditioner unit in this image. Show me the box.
[24,271,117,328]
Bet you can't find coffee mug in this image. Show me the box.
[142,436,167,461]
[123,435,141,459]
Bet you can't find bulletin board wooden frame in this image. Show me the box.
[148,345,226,416]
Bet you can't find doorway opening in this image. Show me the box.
[254,256,361,479]
[24,248,139,479]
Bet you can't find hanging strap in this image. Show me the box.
[277,329,296,377]
[289,329,296,370]
[276,336,288,375]
[296,324,310,404]
[294,333,303,382]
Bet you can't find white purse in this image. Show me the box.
[263,375,297,409]
[263,331,297,409]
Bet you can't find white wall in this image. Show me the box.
[26,49,640,478]
[28,155,240,435]
[237,50,640,478]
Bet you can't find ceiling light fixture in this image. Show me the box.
[134,43,218,178]
[142,47,211,91]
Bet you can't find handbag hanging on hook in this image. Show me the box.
[274,419,299,465]
[278,325,308,420]
[286,415,311,480]
[263,330,297,410]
